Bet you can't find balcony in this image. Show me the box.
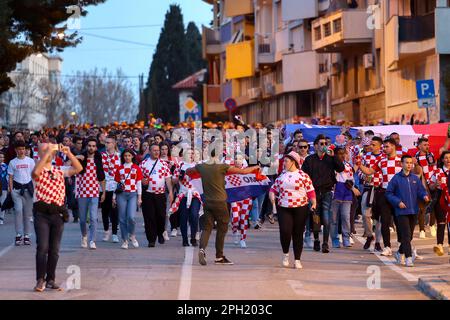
[202,26,224,58]
[282,51,321,92]
[203,84,224,114]
[399,13,435,42]
[312,9,373,52]
[255,29,289,65]
[385,13,438,70]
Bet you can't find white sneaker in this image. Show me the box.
[0,219,4,225]
[405,257,414,267]
[177,228,182,236]
[163,231,170,241]
[419,230,426,239]
[430,225,437,237]
[89,241,96,250]
[412,248,423,260]
[121,240,128,249]
[381,247,392,256]
[233,233,240,245]
[240,239,247,248]
[395,251,405,265]
[282,254,289,268]
[103,230,111,242]
[81,236,88,248]
[339,234,343,244]
[112,234,119,243]
[195,232,200,241]
[130,236,139,248]
[294,260,303,269]
[170,229,177,237]
[349,235,355,245]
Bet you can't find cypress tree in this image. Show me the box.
[185,22,206,75]
[143,4,188,124]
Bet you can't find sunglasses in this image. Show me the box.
[298,146,308,149]
[319,142,328,146]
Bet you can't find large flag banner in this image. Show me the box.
[187,170,271,203]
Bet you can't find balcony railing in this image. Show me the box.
[206,85,221,103]
[399,13,435,42]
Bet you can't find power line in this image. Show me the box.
[10,71,144,79]
[68,24,163,31]
[78,32,156,47]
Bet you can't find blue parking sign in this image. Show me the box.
[416,80,435,99]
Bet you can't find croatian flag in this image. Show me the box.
[187,170,271,203]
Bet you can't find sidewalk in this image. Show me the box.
[419,275,450,300]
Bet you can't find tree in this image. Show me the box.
[64,68,137,125]
[39,77,68,127]
[141,5,189,124]
[0,0,107,94]
[185,22,206,75]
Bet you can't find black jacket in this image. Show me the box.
[79,151,105,182]
[302,153,345,193]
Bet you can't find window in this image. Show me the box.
[333,18,342,33]
[324,22,331,37]
[314,26,322,41]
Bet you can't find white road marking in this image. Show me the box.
[177,246,194,300]
[354,234,419,282]
[0,243,14,258]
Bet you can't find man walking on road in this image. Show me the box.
[302,134,345,254]
[186,148,259,266]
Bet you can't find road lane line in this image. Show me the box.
[354,234,418,282]
[0,243,14,258]
[177,246,194,300]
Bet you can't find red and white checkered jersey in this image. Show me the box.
[359,152,384,187]
[101,151,121,191]
[114,163,143,193]
[76,158,99,198]
[35,166,66,206]
[349,145,362,165]
[415,151,437,183]
[373,156,402,189]
[432,167,450,214]
[336,162,354,183]
[140,158,171,194]
[396,145,409,157]
[270,169,315,208]
[431,166,450,191]
[170,162,202,214]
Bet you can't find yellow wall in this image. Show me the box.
[226,41,255,79]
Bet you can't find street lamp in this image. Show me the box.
[57,32,65,40]
[70,111,78,124]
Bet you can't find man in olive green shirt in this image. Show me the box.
[187,150,259,266]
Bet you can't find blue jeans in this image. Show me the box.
[330,200,352,247]
[250,193,265,223]
[78,197,99,242]
[179,197,200,242]
[313,191,333,244]
[117,192,137,241]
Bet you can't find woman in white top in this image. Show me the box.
[269,151,316,269]
[171,148,202,247]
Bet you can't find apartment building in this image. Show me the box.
[383,0,450,123]
[202,0,450,125]
[0,53,63,129]
[202,0,329,124]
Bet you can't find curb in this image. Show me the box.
[418,276,450,300]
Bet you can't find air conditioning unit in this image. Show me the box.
[248,87,262,100]
[264,83,276,96]
[363,53,374,69]
[319,73,328,87]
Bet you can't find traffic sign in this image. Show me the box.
[418,97,436,109]
[416,79,435,99]
[184,97,198,112]
[224,98,237,111]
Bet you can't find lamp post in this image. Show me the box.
[70,111,78,125]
